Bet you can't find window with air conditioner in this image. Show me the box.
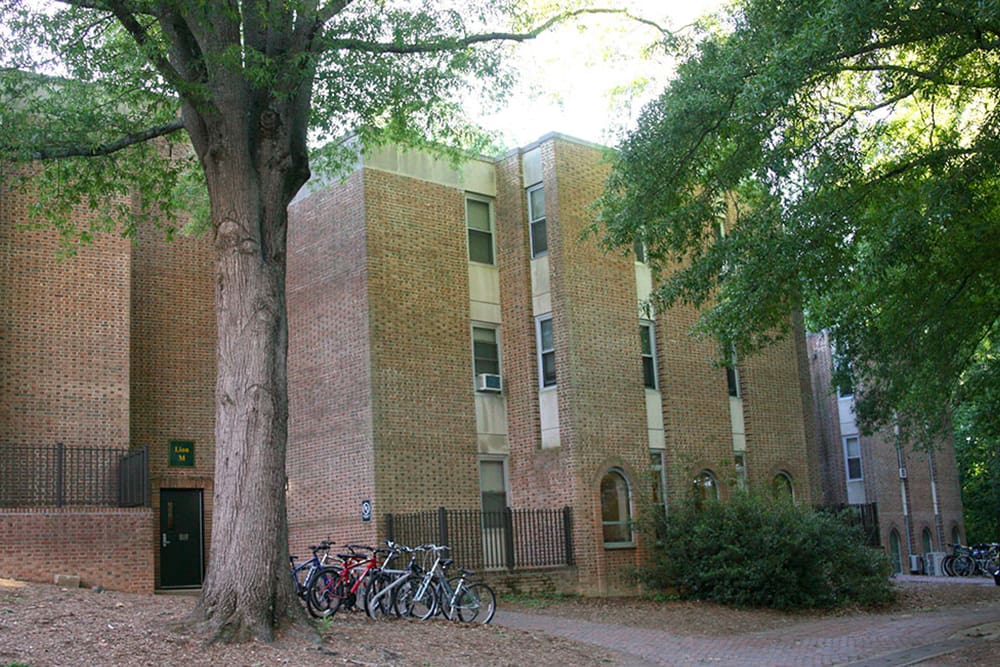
[472,325,501,392]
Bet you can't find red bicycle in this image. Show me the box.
[306,544,384,618]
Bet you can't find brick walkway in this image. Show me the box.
[493,577,1000,667]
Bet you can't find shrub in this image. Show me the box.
[642,493,893,609]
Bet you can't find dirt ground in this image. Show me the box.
[1,577,999,667]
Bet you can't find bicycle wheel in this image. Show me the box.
[364,573,394,620]
[307,566,346,618]
[952,554,976,577]
[452,582,496,624]
[395,574,437,620]
[941,554,956,577]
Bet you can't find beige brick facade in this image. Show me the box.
[286,134,823,592]
[4,132,927,594]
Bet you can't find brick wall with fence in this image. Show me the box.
[0,443,152,593]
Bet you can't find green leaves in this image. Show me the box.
[600,0,1000,441]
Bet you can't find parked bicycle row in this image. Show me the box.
[941,542,999,577]
[289,540,497,624]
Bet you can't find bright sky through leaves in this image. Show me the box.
[477,0,724,148]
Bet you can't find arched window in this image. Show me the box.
[951,526,962,546]
[772,471,794,500]
[600,468,633,546]
[692,469,720,501]
[889,529,902,575]
[921,527,933,555]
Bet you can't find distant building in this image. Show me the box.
[807,330,965,573]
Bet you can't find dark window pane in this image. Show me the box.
[847,458,863,480]
[530,219,547,256]
[468,229,494,264]
[643,357,656,389]
[542,351,556,386]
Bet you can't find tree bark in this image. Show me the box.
[183,90,312,643]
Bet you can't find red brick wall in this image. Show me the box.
[0,508,154,593]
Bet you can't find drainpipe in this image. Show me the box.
[927,449,943,549]
[895,421,915,560]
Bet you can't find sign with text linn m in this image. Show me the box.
[169,440,195,467]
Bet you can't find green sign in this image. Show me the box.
[169,440,195,467]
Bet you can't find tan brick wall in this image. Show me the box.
[129,219,216,587]
[287,170,378,552]
[365,169,480,515]
[0,508,154,593]
[1,180,130,449]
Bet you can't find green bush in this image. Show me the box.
[642,493,894,609]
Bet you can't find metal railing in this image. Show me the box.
[384,506,573,571]
[0,443,150,508]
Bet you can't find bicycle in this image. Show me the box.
[307,544,383,618]
[396,543,496,624]
[943,543,977,577]
[365,541,427,620]
[289,541,332,610]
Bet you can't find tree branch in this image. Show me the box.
[22,117,186,160]
[321,8,671,55]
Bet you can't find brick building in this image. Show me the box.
[3,132,824,593]
[0,171,215,592]
[807,330,965,574]
[285,133,821,592]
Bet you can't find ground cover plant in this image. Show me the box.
[643,493,894,609]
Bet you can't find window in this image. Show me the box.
[650,451,667,517]
[466,197,495,265]
[921,527,933,555]
[843,435,863,481]
[952,526,962,547]
[536,315,555,388]
[640,322,657,389]
[527,184,547,258]
[724,344,740,398]
[472,326,500,378]
[479,459,508,529]
[772,471,794,500]
[889,529,902,574]
[633,237,646,263]
[601,468,633,545]
[693,469,720,501]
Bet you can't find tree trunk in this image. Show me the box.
[184,96,312,643]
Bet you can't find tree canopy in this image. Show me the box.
[0,0,662,643]
[599,0,1000,442]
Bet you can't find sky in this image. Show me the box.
[475,0,726,149]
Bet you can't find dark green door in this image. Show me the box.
[160,489,204,588]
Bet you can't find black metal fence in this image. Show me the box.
[0,443,150,508]
[818,502,880,546]
[384,506,573,571]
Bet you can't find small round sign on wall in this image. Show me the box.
[361,499,372,523]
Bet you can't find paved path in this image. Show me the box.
[493,577,1000,667]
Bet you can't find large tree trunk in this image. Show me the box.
[184,93,312,643]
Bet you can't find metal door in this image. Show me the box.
[159,489,204,588]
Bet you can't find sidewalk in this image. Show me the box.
[493,577,1000,667]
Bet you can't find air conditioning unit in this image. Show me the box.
[925,552,947,577]
[476,373,502,393]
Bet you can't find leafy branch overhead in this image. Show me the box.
[599,0,1000,441]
